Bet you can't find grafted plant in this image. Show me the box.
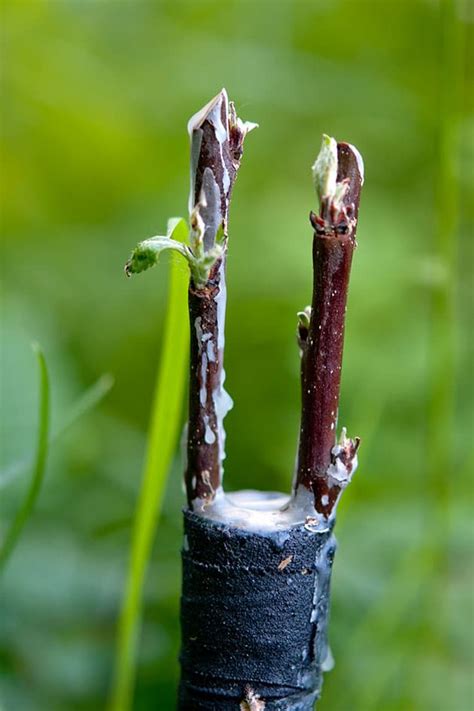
[125,90,364,710]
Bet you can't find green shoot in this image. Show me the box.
[125,215,223,288]
[124,217,191,276]
[312,134,338,202]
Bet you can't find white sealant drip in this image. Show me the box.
[203,414,216,445]
[210,261,233,470]
[222,155,231,195]
[215,268,227,351]
[205,426,216,445]
[213,368,233,464]
[199,352,208,406]
[321,646,335,672]
[207,339,216,363]
[210,101,228,145]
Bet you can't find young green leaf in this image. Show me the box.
[0,343,50,572]
[124,218,191,277]
[125,214,224,288]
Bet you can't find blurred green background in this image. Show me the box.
[1,0,472,709]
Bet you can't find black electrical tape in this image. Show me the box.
[179,509,336,710]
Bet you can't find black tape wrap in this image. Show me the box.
[179,509,337,710]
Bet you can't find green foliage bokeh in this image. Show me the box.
[1,1,472,709]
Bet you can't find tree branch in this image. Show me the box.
[296,137,364,517]
[185,89,256,507]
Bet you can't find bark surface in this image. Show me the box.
[296,142,363,516]
[184,90,252,506]
[186,258,227,503]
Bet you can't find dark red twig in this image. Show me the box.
[296,141,363,516]
[185,90,254,507]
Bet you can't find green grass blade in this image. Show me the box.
[0,373,114,489]
[52,373,115,440]
[0,343,50,572]
[109,254,189,711]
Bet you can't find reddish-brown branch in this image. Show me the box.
[296,142,363,516]
[184,90,254,507]
[185,258,227,504]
